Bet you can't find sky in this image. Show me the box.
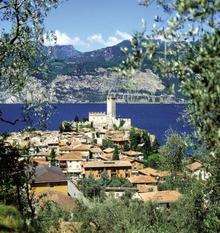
[44,0,165,51]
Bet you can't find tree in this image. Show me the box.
[102,139,114,149]
[113,145,120,160]
[124,141,130,151]
[142,130,152,159]
[48,148,57,166]
[0,0,60,90]
[159,132,187,173]
[130,128,141,150]
[77,176,103,199]
[0,0,62,126]
[144,153,166,169]
[59,121,73,132]
[74,115,79,122]
[0,138,36,221]
[0,204,24,232]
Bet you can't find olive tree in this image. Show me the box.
[0,0,62,126]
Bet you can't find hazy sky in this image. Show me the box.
[45,0,165,51]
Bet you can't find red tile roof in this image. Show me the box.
[139,190,181,203]
[186,161,203,172]
[128,175,157,184]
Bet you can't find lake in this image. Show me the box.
[0,103,191,143]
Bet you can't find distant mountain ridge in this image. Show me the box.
[0,40,182,103]
[48,45,82,60]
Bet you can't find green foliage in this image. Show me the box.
[129,128,142,150]
[144,153,166,169]
[158,175,199,194]
[142,129,153,159]
[119,119,126,128]
[59,121,73,132]
[124,141,130,151]
[159,131,187,172]
[33,201,71,233]
[74,198,172,233]
[0,204,23,233]
[0,0,61,91]
[48,148,57,166]
[106,177,133,188]
[77,177,103,199]
[0,139,35,220]
[102,139,114,149]
[130,128,157,159]
[78,176,133,200]
[113,145,120,160]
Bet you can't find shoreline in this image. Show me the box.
[0,102,187,105]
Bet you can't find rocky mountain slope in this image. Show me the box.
[0,40,181,103]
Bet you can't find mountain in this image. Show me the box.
[48,45,81,60]
[0,40,181,103]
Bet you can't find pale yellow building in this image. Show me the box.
[32,165,68,194]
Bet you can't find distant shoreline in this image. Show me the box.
[0,102,186,105]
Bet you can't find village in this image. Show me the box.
[4,96,209,209]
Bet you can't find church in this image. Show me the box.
[89,96,131,130]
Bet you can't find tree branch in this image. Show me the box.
[0,0,22,62]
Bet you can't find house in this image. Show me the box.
[59,143,91,156]
[186,161,210,180]
[83,161,132,179]
[120,156,145,172]
[89,147,103,159]
[139,167,170,181]
[71,144,91,157]
[103,147,114,154]
[138,190,181,207]
[104,187,139,199]
[32,153,49,166]
[32,165,67,194]
[57,151,86,176]
[59,145,80,155]
[130,159,145,171]
[101,147,115,160]
[128,175,158,192]
[122,150,143,158]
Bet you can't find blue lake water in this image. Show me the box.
[0,104,192,143]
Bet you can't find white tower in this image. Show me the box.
[107,96,116,118]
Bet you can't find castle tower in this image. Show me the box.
[107,96,116,118]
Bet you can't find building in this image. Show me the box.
[32,153,50,166]
[128,175,158,192]
[139,167,170,181]
[89,147,103,159]
[32,165,68,194]
[186,161,210,180]
[138,190,181,207]
[89,96,131,130]
[59,143,91,157]
[104,187,139,199]
[57,151,86,176]
[120,156,145,172]
[83,161,132,179]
